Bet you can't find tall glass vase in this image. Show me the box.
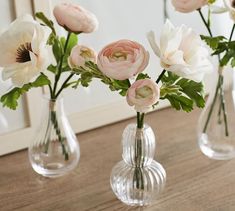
[28,96,80,177]
[198,69,235,160]
[110,123,166,206]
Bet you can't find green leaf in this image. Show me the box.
[211,42,227,56]
[176,78,205,108]
[84,61,130,96]
[47,64,57,73]
[35,12,56,34]
[160,72,205,112]
[136,73,150,81]
[80,72,93,87]
[220,50,234,66]
[160,83,181,98]
[60,33,78,55]
[165,94,194,112]
[200,35,226,50]
[60,33,78,73]
[53,38,63,63]
[112,80,130,90]
[0,74,50,110]
[231,58,235,67]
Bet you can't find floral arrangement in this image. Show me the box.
[76,19,212,129]
[171,0,235,137]
[0,3,98,109]
[0,1,216,201]
[0,2,213,131]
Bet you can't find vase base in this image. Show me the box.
[110,160,166,206]
[30,161,77,178]
[199,134,235,160]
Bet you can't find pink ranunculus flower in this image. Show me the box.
[126,79,160,113]
[68,45,96,68]
[97,40,149,80]
[171,0,208,13]
[53,3,99,33]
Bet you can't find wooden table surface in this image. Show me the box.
[1,107,235,211]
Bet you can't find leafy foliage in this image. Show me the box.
[136,73,150,81]
[200,35,227,50]
[201,35,235,67]
[0,74,50,110]
[35,12,56,34]
[160,72,205,112]
[72,61,131,96]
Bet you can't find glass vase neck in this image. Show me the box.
[122,123,155,167]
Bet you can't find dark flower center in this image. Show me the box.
[16,43,32,63]
[232,0,235,8]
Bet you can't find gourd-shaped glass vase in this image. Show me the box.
[198,69,235,160]
[110,123,166,206]
[28,97,80,177]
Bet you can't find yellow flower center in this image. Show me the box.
[80,48,93,59]
[112,51,127,61]
[16,42,32,63]
[136,86,153,99]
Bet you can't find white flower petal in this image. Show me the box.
[149,21,212,82]
[210,5,228,14]
[147,31,161,57]
[0,14,50,87]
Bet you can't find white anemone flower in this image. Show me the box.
[0,14,50,87]
[147,20,213,82]
[210,0,235,21]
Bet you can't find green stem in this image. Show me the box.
[163,0,168,22]
[198,9,213,37]
[48,84,53,98]
[52,32,71,99]
[134,119,145,190]
[198,9,229,136]
[137,112,145,129]
[51,109,69,160]
[54,73,75,99]
[229,24,235,42]
[219,76,229,136]
[156,69,166,84]
[203,76,220,133]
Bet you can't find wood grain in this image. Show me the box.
[1,107,235,211]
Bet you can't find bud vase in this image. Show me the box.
[110,123,166,206]
[28,97,80,177]
[198,70,235,160]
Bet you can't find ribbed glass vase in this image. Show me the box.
[28,96,80,177]
[110,123,166,206]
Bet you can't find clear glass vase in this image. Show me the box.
[198,69,235,160]
[28,96,80,177]
[110,123,166,206]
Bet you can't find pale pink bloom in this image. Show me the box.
[126,79,160,113]
[171,0,207,13]
[68,45,96,68]
[97,40,149,80]
[0,14,50,87]
[53,3,98,33]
